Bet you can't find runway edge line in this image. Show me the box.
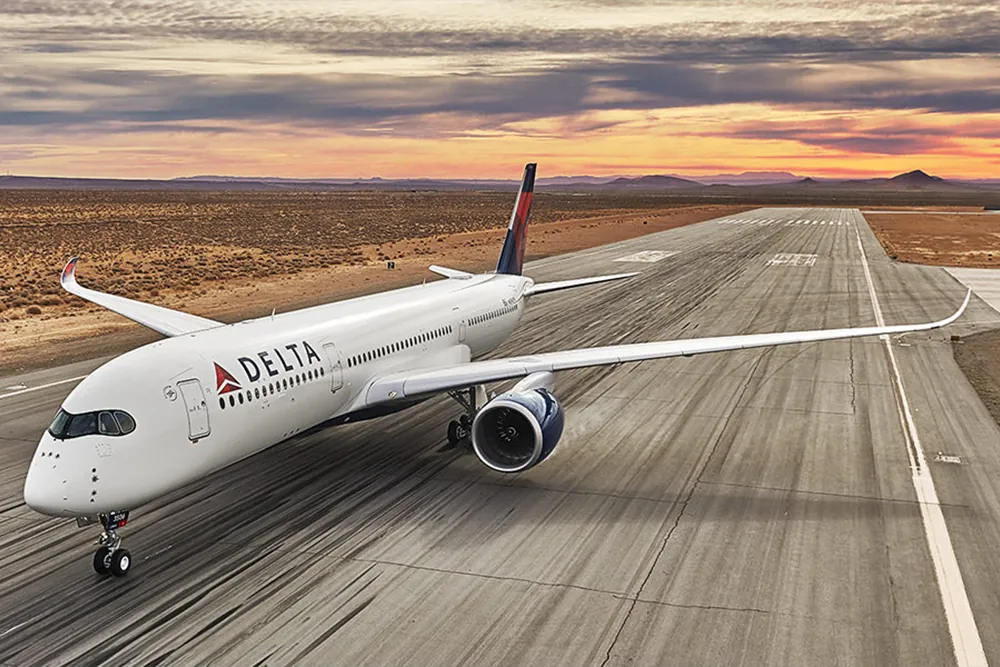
[854,211,988,667]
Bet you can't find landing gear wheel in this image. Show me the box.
[447,419,471,445]
[109,549,132,577]
[93,547,112,575]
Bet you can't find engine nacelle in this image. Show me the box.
[471,387,565,473]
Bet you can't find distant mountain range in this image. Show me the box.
[1,169,998,193]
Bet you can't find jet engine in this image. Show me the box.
[471,372,564,473]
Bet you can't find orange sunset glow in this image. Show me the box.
[2,1,999,179]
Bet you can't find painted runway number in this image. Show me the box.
[615,250,675,263]
[767,253,817,267]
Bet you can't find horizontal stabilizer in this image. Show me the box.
[61,257,223,337]
[526,272,638,296]
[429,265,474,280]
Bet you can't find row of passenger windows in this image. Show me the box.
[347,325,453,368]
[471,304,516,326]
[218,367,325,410]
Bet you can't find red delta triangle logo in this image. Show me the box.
[214,362,242,394]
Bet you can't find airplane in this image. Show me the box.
[23,163,970,578]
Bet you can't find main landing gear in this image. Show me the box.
[447,385,488,446]
[85,510,132,577]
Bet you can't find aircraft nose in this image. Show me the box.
[23,451,67,516]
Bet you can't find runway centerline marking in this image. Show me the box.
[854,218,987,667]
[0,375,88,401]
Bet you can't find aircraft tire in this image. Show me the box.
[93,547,112,575]
[110,549,132,577]
[447,420,461,444]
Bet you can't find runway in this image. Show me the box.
[2,207,1000,666]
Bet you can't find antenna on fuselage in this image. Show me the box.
[271,308,275,320]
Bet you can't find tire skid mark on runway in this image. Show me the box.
[1,413,464,664]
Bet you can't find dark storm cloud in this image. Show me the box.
[1,0,999,142]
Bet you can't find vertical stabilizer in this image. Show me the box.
[495,163,536,275]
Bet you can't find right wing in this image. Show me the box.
[366,289,970,403]
[61,257,223,337]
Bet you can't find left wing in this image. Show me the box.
[366,289,970,404]
[526,272,638,296]
[61,257,223,337]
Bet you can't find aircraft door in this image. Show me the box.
[177,378,211,441]
[323,342,344,393]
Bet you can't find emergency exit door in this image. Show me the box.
[177,378,211,441]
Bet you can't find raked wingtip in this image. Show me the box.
[948,287,972,325]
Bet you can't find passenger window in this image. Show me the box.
[320,367,325,376]
[229,395,235,407]
[255,387,260,399]
[98,411,120,436]
[238,393,244,404]
[219,398,226,410]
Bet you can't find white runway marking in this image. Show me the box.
[614,250,675,263]
[854,222,987,667]
[766,253,817,267]
[0,375,88,401]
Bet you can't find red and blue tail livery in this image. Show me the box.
[495,163,536,275]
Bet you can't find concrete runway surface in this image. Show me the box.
[2,208,999,666]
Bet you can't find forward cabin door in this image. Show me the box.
[323,342,344,393]
[177,378,211,441]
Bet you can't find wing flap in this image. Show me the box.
[61,257,223,337]
[366,289,970,404]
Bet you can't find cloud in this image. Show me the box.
[1,0,999,163]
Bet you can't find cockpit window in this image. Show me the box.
[113,411,136,435]
[48,410,71,438]
[48,408,137,440]
[98,411,120,436]
[65,412,98,438]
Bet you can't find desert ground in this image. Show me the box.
[0,189,753,372]
[5,193,1000,424]
[866,210,1000,268]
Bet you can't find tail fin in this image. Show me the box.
[496,163,536,275]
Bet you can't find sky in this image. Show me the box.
[2,0,999,179]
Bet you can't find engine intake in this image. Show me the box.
[472,388,564,473]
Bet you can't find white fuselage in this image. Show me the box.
[24,273,530,516]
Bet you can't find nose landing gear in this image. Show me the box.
[86,510,132,577]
